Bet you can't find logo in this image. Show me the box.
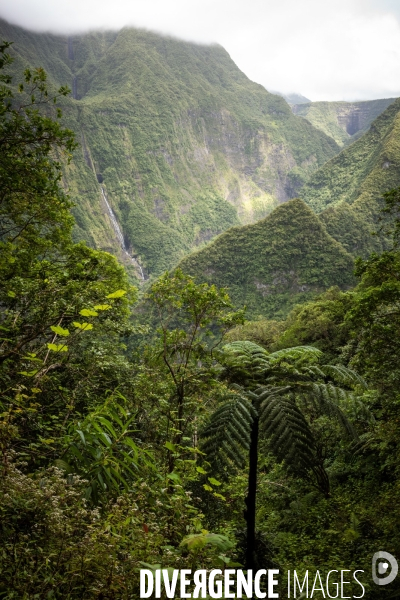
[372,551,398,586]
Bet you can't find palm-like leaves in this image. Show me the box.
[201,393,256,474]
[202,341,367,493]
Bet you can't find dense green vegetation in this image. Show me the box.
[3,35,400,600]
[178,198,355,318]
[293,99,395,147]
[296,97,400,261]
[0,18,340,278]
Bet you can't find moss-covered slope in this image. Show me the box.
[293,98,395,147]
[299,98,400,257]
[178,198,354,318]
[0,19,340,278]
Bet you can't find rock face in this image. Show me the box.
[300,98,400,258]
[0,18,339,278]
[293,99,396,147]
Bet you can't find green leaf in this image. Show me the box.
[213,492,226,501]
[196,466,207,474]
[50,325,70,337]
[79,309,98,317]
[167,472,181,483]
[22,356,42,362]
[165,441,177,452]
[203,484,213,491]
[18,369,39,377]
[47,343,68,352]
[94,304,112,310]
[106,289,127,299]
[73,322,93,330]
[208,477,222,486]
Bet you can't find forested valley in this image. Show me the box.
[1,32,400,600]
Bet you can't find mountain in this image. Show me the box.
[292,98,395,147]
[299,97,400,257]
[0,19,340,279]
[271,91,311,105]
[178,198,354,318]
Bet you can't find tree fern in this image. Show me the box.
[201,340,367,569]
[201,393,256,474]
[257,387,316,473]
[203,341,365,484]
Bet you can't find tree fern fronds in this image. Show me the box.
[200,393,255,474]
[351,432,375,456]
[258,394,316,472]
[318,364,367,389]
[268,346,322,366]
[303,365,327,379]
[308,383,357,437]
[221,341,271,374]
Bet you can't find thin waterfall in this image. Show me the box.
[100,186,145,280]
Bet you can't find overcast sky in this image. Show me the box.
[1,0,400,101]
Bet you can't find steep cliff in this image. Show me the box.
[299,98,400,257]
[0,19,340,278]
[293,98,395,147]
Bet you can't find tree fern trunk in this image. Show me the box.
[245,415,259,570]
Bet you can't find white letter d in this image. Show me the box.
[140,570,154,598]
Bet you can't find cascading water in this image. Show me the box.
[100,186,145,281]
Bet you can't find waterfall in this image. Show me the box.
[100,186,145,281]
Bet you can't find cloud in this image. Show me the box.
[1,0,400,100]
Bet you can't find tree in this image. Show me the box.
[201,341,366,570]
[0,41,138,475]
[145,269,244,473]
[346,186,400,396]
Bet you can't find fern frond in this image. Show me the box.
[258,389,316,473]
[221,341,270,374]
[201,393,256,474]
[318,364,367,389]
[308,383,356,437]
[269,346,322,366]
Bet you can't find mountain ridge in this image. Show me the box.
[178,198,355,318]
[0,18,340,278]
[293,98,396,147]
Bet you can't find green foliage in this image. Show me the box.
[0,43,76,266]
[3,21,400,598]
[293,98,395,148]
[0,20,340,277]
[179,198,355,318]
[204,341,364,494]
[60,397,155,503]
[201,392,256,473]
[143,269,244,478]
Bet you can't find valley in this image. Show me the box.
[2,14,400,597]
[0,18,339,279]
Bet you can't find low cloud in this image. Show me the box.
[1,0,400,100]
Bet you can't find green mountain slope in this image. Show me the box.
[299,98,400,257]
[0,19,340,278]
[293,98,395,147]
[178,198,354,318]
[271,91,311,105]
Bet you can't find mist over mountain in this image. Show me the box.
[293,98,396,147]
[0,18,340,279]
[271,91,311,105]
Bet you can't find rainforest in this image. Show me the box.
[1,19,400,600]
